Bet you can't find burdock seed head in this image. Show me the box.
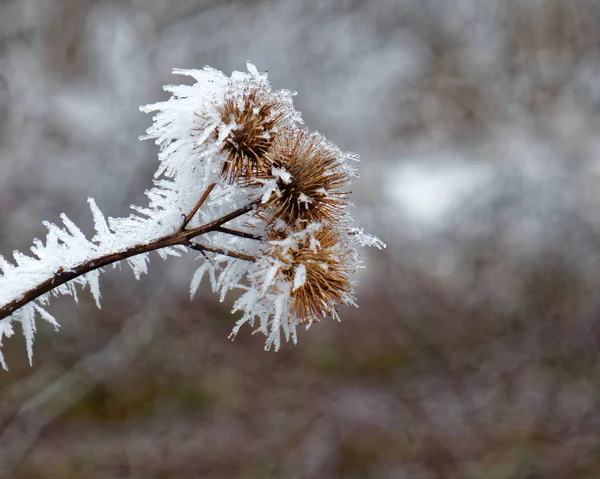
[263,129,351,228]
[216,87,293,183]
[269,226,356,324]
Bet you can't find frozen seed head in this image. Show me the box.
[0,63,385,371]
[216,88,292,183]
[140,64,382,352]
[268,227,355,324]
[263,130,350,227]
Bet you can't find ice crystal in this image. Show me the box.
[0,63,384,369]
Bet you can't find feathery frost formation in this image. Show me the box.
[0,63,384,369]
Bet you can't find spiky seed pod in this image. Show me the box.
[263,130,350,227]
[215,88,292,183]
[269,227,355,324]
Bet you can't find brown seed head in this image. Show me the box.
[264,130,350,227]
[269,227,354,324]
[216,88,291,183]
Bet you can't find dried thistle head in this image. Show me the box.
[262,130,351,227]
[268,226,355,324]
[215,88,292,183]
[144,64,383,353]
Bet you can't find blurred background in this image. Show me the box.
[2,0,600,477]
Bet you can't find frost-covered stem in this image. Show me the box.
[181,182,216,230]
[186,242,257,262]
[214,226,262,241]
[0,202,258,321]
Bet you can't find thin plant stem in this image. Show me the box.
[214,226,262,241]
[0,201,259,321]
[186,242,256,263]
[181,183,216,230]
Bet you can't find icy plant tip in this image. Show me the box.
[0,63,384,369]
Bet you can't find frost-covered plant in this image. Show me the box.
[0,63,384,370]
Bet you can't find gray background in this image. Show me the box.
[2,0,600,477]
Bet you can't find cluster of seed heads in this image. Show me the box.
[0,65,381,367]
[211,84,356,326]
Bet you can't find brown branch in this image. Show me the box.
[181,183,216,230]
[0,201,259,321]
[186,242,256,263]
[181,200,259,240]
[214,226,262,241]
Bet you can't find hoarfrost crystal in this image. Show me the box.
[0,63,384,369]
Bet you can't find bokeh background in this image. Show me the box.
[2,0,600,477]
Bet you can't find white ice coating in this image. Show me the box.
[0,63,383,369]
